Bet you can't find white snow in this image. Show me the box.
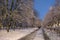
[33,28,44,40]
[0,28,38,40]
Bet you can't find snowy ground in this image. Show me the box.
[0,28,38,40]
[44,28,60,40]
[18,28,44,40]
[33,28,44,40]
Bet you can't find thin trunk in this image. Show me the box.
[57,20,59,26]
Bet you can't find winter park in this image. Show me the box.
[0,0,60,40]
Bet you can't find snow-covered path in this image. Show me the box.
[0,28,38,40]
[33,28,44,40]
[18,28,44,40]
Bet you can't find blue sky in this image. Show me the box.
[34,0,55,20]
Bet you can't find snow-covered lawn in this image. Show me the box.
[0,28,38,40]
[44,28,60,40]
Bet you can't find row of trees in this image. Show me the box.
[0,0,19,32]
[42,0,60,28]
[0,0,41,32]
